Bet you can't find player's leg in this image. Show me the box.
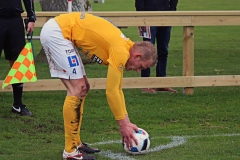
[40,18,96,159]
[66,52,100,154]
[76,57,100,153]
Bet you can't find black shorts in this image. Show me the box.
[0,16,25,61]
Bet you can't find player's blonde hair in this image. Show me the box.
[131,41,157,67]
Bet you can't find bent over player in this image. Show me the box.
[40,12,157,160]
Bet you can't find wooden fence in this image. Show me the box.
[1,11,240,94]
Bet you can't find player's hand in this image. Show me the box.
[118,120,138,149]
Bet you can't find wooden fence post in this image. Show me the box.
[183,26,194,95]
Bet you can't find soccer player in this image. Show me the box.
[40,12,157,160]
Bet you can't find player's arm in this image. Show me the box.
[106,64,138,148]
[106,46,129,120]
[106,46,139,148]
[106,64,125,120]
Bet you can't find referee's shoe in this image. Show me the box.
[12,104,33,117]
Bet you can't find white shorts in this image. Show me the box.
[40,18,85,79]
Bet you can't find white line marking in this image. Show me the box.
[90,133,240,160]
[91,140,121,145]
[149,136,186,152]
[183,133,240,138]
[91,136,186,159]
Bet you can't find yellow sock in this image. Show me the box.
[76,96,86,145]
[63,96,81,153]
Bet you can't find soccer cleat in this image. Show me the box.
[78,143,101,154]
[63,149,96,160]
[12,104,33,117]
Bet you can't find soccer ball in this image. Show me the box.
[123,128,150,155]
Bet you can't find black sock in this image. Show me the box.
[12,83,23,105]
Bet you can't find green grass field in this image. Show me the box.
[0,0,240,159]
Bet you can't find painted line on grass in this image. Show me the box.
[90,133,240,160]
[149,136,186,152]
[91,136,186,160]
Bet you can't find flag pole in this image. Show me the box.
[68,0,72,12]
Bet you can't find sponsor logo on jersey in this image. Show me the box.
[91,54,103,64]
[68,55,79,67]
[65,49,75,54]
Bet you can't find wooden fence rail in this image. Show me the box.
[1,75,240,92]
[1,11,240,94]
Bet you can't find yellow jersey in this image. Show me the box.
[55,12,134,120]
